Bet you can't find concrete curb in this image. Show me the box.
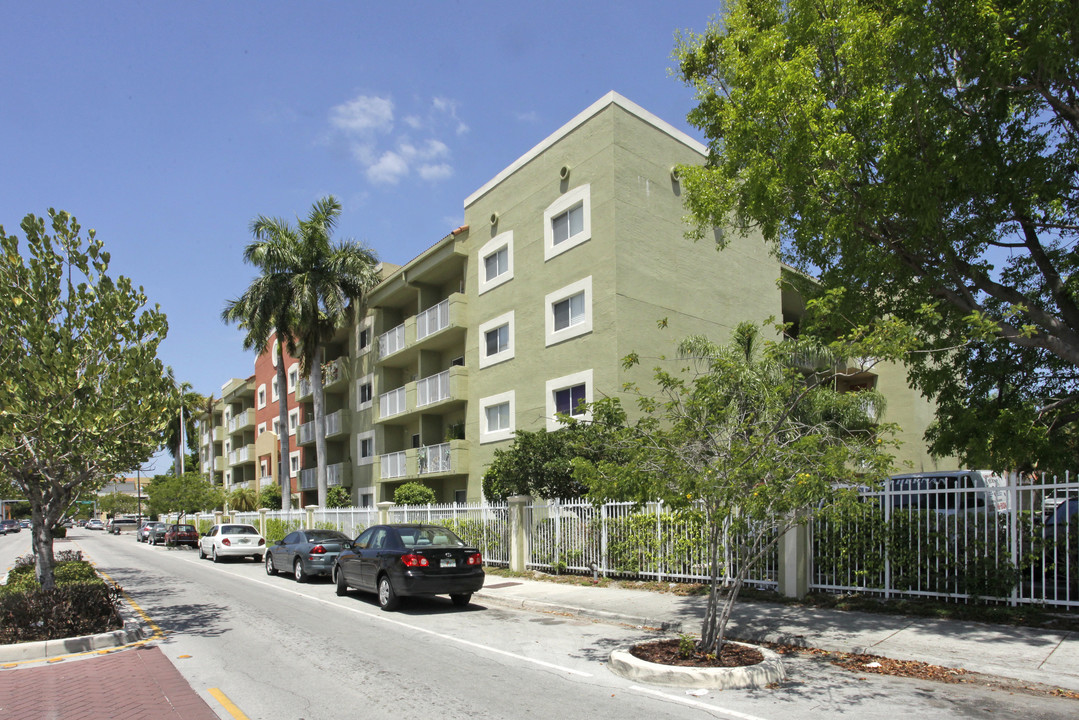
[473,590,684,632]
[608,641,786,689]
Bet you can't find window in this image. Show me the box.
[478,311,514,368]
[257,385,266,409]
[546,369,593,431]
[477,232,513,295]
[555,384,587,416]
[271,377,279,402]
[272,418,280,436]
[358,328,370,352]
[288,408,299,434]
[479,391,514,444]
[553,292,585,331]
[357,433,375,465]
[454,489,467,504]
[357,376,374,408]
[257,422,266,437]
[545,276,592,346]
[287,365,299,393]
[289,451,301,477]
[552,204,584,245]
[543,184,591,260]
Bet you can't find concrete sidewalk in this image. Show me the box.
[473,575,1079,692]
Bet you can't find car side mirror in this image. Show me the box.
[343,541,352,549]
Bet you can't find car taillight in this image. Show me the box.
[258,538,265,546]
[309,545,326,554]
[222,538,231,546]
[401,553,429,568]
[467,552,483,566]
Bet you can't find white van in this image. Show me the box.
[887,470,1008,515]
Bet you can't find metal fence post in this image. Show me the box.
[508,495,531,573]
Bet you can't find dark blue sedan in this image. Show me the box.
[333,524,484,610]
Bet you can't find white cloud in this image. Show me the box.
[330,96,394,134]
[329,94,463,186]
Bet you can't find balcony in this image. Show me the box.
[297,409,351,446]
[296,357,349,400]
[377,294,468,368]
[228,443,255,466]
[298,462,352,491]
[377,440,468,481]
[375,366,468,425]
[213,456,226,472]
[227,408,255,434]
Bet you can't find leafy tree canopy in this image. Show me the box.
[573,323,896,654]
[676,0,1079,470]
[482,420,628,502]
[258,482,283,510]
[97,491,139,518]
[147,472,224,516]
[0,209,175,588]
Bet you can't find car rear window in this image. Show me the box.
[223,525,258,535]
[399,527,464,549]
[175,525,195,532]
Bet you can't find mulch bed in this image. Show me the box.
[629,638,764,668]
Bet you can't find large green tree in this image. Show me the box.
[147,472,225,518]
[0,209,174,588]
[675,0,1079,470]
[573,324,895,655]
[161,381,203,477]
[234,196,379,507]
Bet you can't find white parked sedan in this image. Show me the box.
[198,523,266,563]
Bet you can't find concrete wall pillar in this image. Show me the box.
[305,504,317,528]
[508,495,531,573]
[377,501,394,525]
[258,507,268,538]
[777,522,809,599]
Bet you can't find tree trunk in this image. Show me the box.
[312,346,328,507]
[276,346,291,511]
[699,514,723,653]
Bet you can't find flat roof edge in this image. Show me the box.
[463,91,707,208]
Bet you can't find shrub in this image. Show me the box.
[0,584,123,644]
[393,482,436,506]
[264,518,301,544]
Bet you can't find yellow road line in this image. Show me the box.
[209,688,252,720]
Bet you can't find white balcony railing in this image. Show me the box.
[380,451,406,479]
[416,370,450,407]
[416,299,450,341]
[227,409,254,434]
[228,445,252,465]
[418,442,452,474]
[379,387,406,418]
[378,324,406,359]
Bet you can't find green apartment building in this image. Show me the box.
[201,92,946,507]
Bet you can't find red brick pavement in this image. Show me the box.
[0,646,220,719]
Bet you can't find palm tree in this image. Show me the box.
[224,196,379,507]
[223,263,297,512]
[200,393,217,485]
[279,196,379,506]
[162,379,203,477]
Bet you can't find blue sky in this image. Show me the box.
[1,1,721,457]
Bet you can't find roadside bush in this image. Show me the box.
[264,518,300,544]
[0,583,123,644]
[393,482,436,506]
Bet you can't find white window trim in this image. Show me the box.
[543,184,591,261]
[478,311,515,369]
[356,317,373,355]
[289,450,301,478]
[288,408,299,435]
[546,369,594,431]
[271,339,280,367]
[272,418,280,436]
[356,431,376,466]
[287,364,299,393]
[257,384,267,409]
[479,390,515,444]
[257,422,266,437]
[477,231,514,295]
[271,377,279,402]
[545,275,593,347]
[356,374,374,410]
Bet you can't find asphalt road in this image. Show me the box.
[4,528,1078,719]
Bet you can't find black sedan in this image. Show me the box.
[332,524,484,610]
[265,529,352,582]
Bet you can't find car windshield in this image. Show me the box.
[223,525,258,535]
[398,527,465,549]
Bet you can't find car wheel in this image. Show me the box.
[212,547,221,563]
[265,554,277,575]
[198,543,205,558]
[450,593,472,607]
[377,575,399,611]
[334,567,348,596]
[294,559,308,583]
[253,554,263,563]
